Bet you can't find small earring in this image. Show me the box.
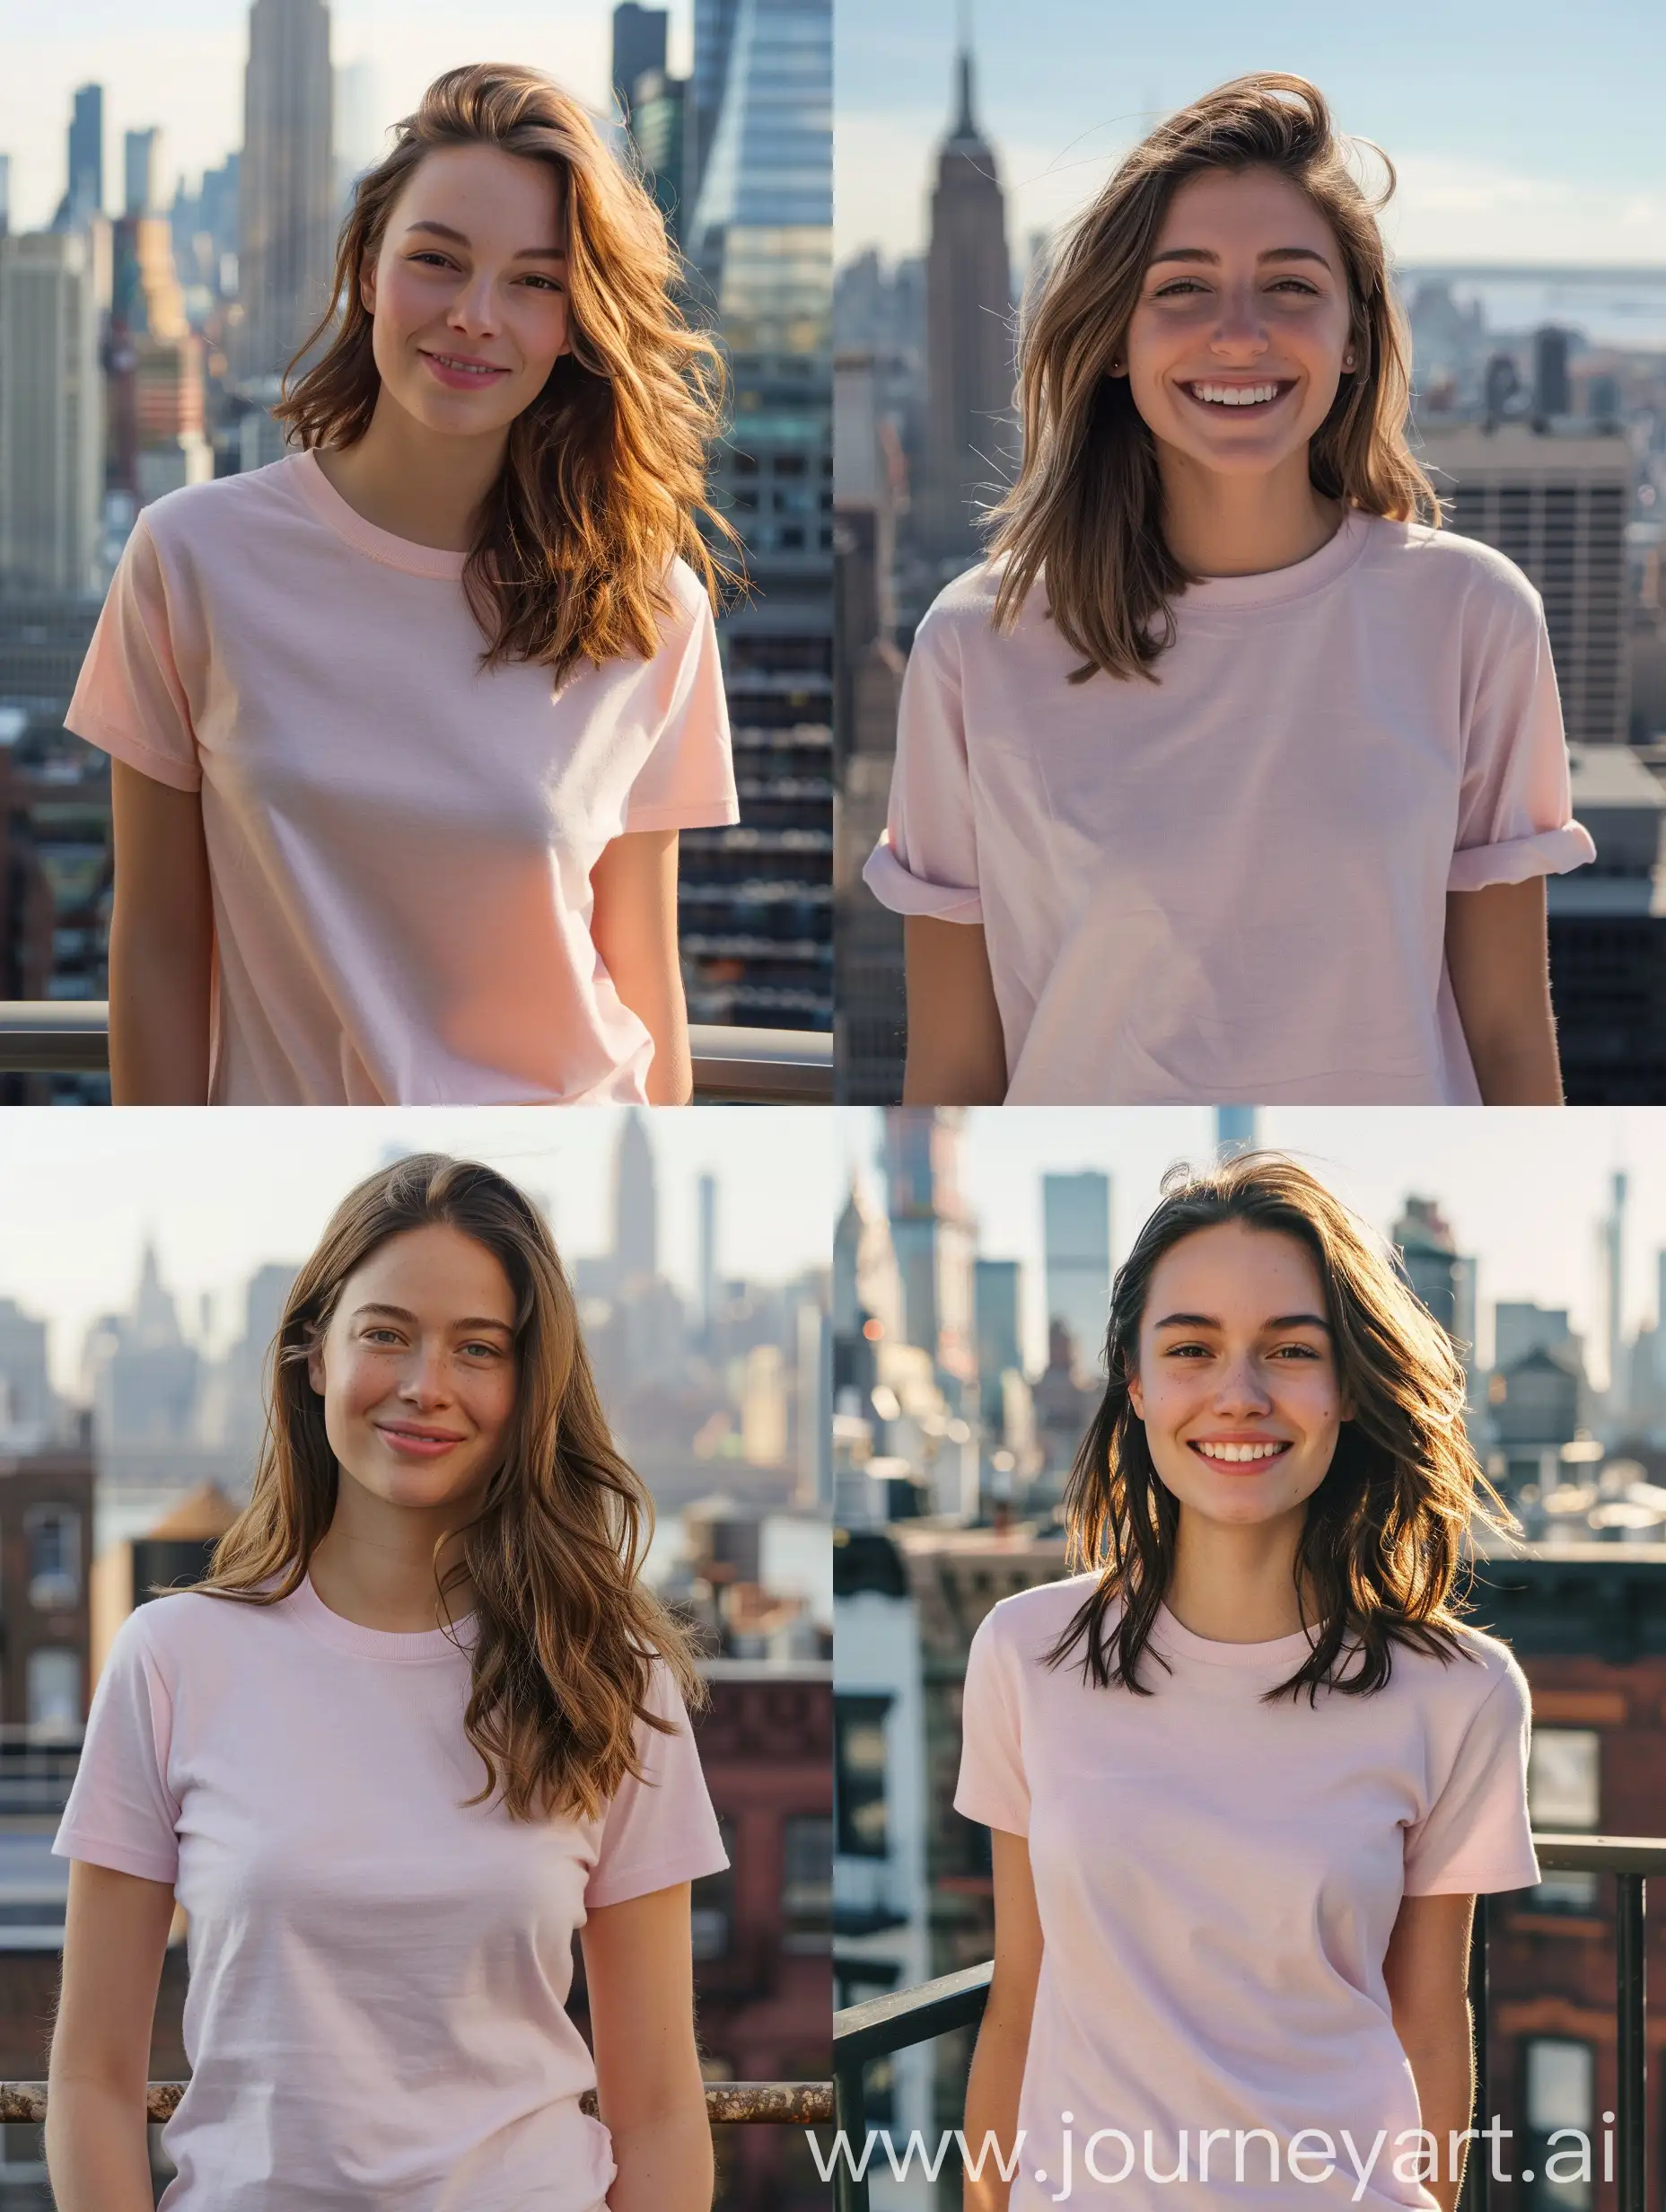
[1343,351,1356,371]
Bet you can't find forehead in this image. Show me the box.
[338,1222,516,1316]
[1144,1219,1326,1314]
[1151,164,1339,259]
[390,143,567,236]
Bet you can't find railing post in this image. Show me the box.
[832,2050,872,2212]
[1460,1892,1490,2212]
[1617,1873,1646,2212]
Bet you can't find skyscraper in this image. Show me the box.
[53,85,104,230]
[124,129,162,217]
[1041,1173,1112,1379]
[1393,1196,1460,1337]
[973,1258,1022,1429]
[614,1111,658,1283]
[612,4,670,119]
[922,39,1012,561]
[688,0,742,212]
[0,230,103,594]
[882,1109,976,1390]
[236,0,336,389]
[697,1172,718,1342]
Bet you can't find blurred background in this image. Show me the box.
[0,1104,835,2209]
[834,1104,1666,2208]
[0,0,833,1095]
[832,0,1666,1107]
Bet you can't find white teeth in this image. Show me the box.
[1195,1441,1285,1462]
[433,356,497,374]
[1191,382,1279,407]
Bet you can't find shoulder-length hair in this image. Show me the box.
[1045,1152,1518,1704]
[988,72,1440,685]
[189,1152,706,1821]
[273,61,738,684]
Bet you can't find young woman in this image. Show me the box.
[956,1154,1538,2212]
[48,1154,728,2212]
[72,64,740,1106]
[866,75,1594,1108]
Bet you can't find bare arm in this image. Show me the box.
[1444,877,1562,1105]
[108,759,213,1104]
[902,917,1007,1105]
[1383,1891,1477,2212]
[582,1881,713,2212]
[591,828,693,1106]
[47,1859,177,2212]
[961,1829,1043,2212]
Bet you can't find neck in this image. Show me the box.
[308,1476,478,1633]
[1163,1505,1314,1644]
[1156,442,1342,578]
[313,388,508,553]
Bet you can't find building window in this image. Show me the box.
[24,1507,81,1610]
[1521,2039,1594,2211]
[1526,1728,1600,1913]
[691,1818,735,1962]
[782,1813,831,1953]
[835,1693,890,1858]
[26,1649,82,1740]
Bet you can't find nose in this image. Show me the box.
[446,270,501,338]
[1209,283,1270,360]
[398,1341,453,1409]
[1209,1353,1274,1417]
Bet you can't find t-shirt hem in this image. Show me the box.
[1447,821,1597,892]
[951,1788,1029,1838]
[620,797,741,832]
[1403,1858,1541,1897]
[864,837,984,922]
[51,1829,178,1884]
[585,1842,730,1909]
[65,709,201,794]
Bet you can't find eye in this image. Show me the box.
[363,1327,403,1346]
[1267,276,1321,295]
[520,274,565,292]
[1152,276,1207,297]
[1270,1342,1322,1359]
[408,250,453,269]
[460,1340,504,1360]
[1163,1341,1212,1359]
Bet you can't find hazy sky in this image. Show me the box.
[0,1107,834,1395]
[0,0,685,233]
[836,0,1666,268]
[846,1108,1666,1380]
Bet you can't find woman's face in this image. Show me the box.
[361,142,573,441]
[1127,1219,1351,1531]
[1119,164,1356,484]
[307,1222,519,1515]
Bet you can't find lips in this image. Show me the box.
[1183,379,1293,414]
[375,1422,467,1455]
[1188,1438,1292,1466]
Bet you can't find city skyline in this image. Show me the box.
[0,0,679,233]
[835,0,1666,268]
[850,1108,1666,1379]
[0,1107,835,1393]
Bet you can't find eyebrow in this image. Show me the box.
[350,1302,514,1335]
[1147,246,1332,270]
[403,219,567,263]
[1151,1310,1331,1333]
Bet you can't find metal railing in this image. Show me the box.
[0,1003,832,1103]
[0,2079,834,2126]
[831,1835,1662,2212]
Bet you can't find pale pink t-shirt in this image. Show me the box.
[955,1574,1539,2212]
[68,452,739,1104]
[54,1577,729,2212]
[865,515,1595,1103]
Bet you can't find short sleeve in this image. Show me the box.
[52,1608,181,1885]
[65,513,203,793]
[620,581,739,833]
[1448,582,1596,893]
[952,1607,1030,1836]
[1403,1666,1540,1896]
[585,1658,730,1909]
[863,609,983,924]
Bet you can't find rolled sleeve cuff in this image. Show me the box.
[863,832,984,923]
[1448,820,1597,893]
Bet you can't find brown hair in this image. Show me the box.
[190,1152,706,1821]
[988,73,1439,684]
[1045,1152,1518,1703]
[274,61,739,684]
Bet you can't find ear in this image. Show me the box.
[359,252,378,319]
[1127,1369,1144,1421]
[305,1340,326,1398]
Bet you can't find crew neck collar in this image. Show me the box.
[1150,1601,1322,1671]
[282,1567,477,1663]
[287,448,469,582]
[1177,505,1374,613]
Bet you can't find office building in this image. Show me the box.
[614,1110,658,1283]
[52,84,104,231]
[1416,422,1630,744]
[0,154,11,237]
[1042,1172,1112,1378]
[922,40,1013,561]
[973,1259,1022,1433]
[882,1109,976,1396]
[688,0,741,212]
[629,70,688,241]
[236,0,336,386]
[123,128,161,217]
[0,230,103,595]
[612,4,669,119]
[1548,744,1666,1102]
[1393,1195,1460,1337]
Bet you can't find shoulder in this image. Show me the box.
[130,456,308,565]
[1355,512,1544,626]
[910,559,1008,657]
[101,1589,235,1679]
[660,554,717,633]
[1384,1620,1529,1720]
[971,1570,1101,1664]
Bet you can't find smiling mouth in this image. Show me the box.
[1184,380,1293,412]
[376,1423,466,1446]
[422,351,509,378]
[1189,1440,1292,1465]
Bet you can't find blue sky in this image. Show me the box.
[845,1108,1666,1381]
[836,0,1666,266]
[0,0,671,232]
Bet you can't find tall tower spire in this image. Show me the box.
[952,0,979,143]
